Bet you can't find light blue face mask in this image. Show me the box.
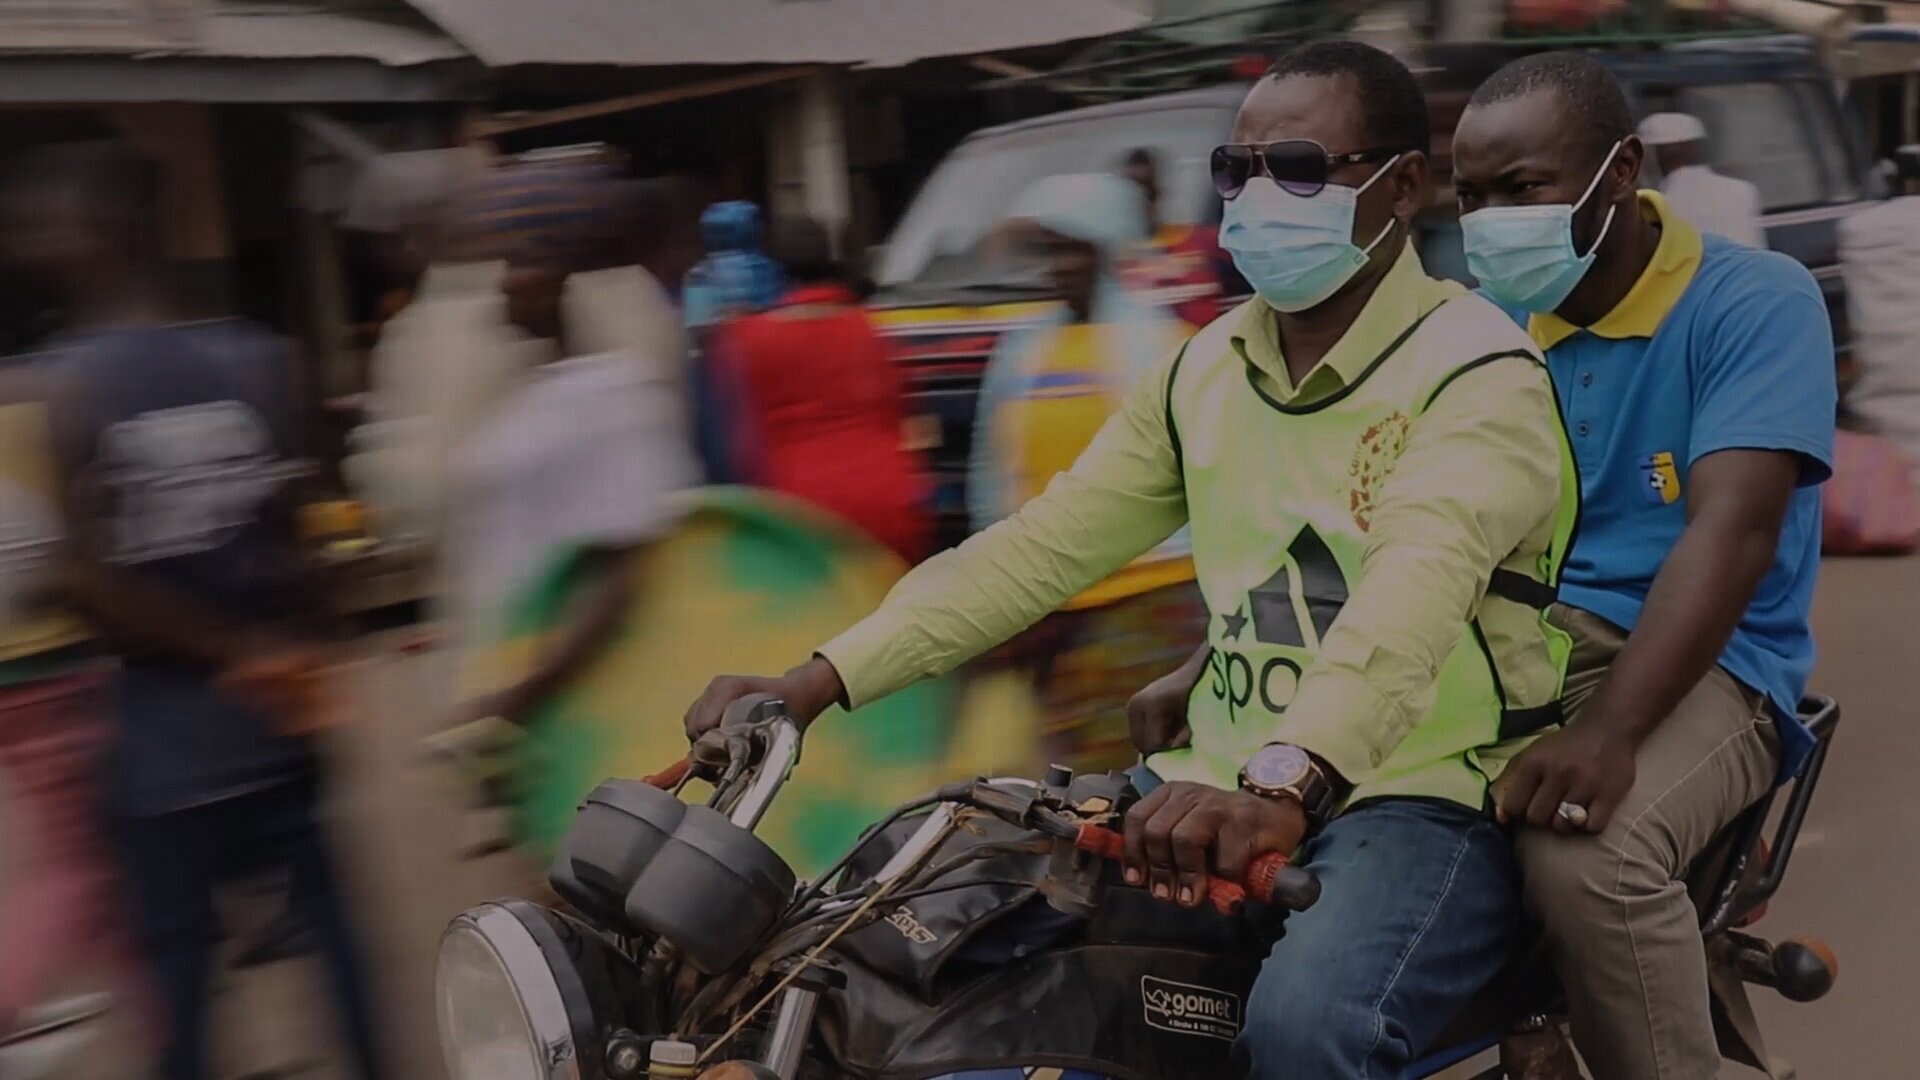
[1459,141,1622,314]
[1219,158,1400,314]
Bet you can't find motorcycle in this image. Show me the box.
[434,693,1840,1080]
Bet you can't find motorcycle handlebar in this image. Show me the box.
[647,721,1324,915]
[1070,824,1321,914]
[652,694,804,831]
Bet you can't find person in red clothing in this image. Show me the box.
[714,218,930,562]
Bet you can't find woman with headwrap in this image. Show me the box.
[682,201,785,334]
[966,173,1204,769]
[682,200,786,482]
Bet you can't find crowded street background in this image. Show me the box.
[4,1,1920,1078]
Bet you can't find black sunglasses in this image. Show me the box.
[1211,140,1403,200]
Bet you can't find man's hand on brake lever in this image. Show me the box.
[1122,782,1306,909]
[683,656,847,766]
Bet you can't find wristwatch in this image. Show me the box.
[1239,743,1345,829]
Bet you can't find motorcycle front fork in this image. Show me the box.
[757,986,821,1079]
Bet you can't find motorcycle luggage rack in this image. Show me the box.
[1698,694,1839,938]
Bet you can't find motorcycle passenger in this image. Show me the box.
[689,42,1580,1076]
[1452,53,1836,1080]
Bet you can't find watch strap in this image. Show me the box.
[1241,746,1344,828]
[1294,767,1339,827]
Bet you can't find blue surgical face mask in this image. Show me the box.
[1459,142,1622,313]
[1220,157,1400,314]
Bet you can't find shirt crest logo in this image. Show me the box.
[1640,451,1682,506]
[1348,412,1410,532]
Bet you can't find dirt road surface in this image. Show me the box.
[7,555,1916,1079]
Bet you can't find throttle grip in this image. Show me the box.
[1071,825,1320,913]
[1245,852,1321,911]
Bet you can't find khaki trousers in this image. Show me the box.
[1518,606,1780,1080]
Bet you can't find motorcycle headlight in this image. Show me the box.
[436,902,597,1080]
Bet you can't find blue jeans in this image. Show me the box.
[1130,769,1518,1079]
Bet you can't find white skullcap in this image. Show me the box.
[1005,173,1150,251]
[1638,112,1708,147]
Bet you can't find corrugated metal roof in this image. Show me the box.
[401,0,1147,68]
[197,10,468,66]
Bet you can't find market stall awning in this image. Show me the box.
[0,8,478,102]
[400,0,1148,69]
[195,9,470,67]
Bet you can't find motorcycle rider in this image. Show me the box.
[688,41,1580,1075]
[1450,53,1835,1080]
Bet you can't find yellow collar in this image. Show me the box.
[1232,243,1440,401]
[1528,191,1702,351]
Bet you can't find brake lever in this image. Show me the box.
[687,695,787,780]
[717,693,792,743]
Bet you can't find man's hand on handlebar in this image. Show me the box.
[1122,781,1306,909]
[684,656,846,750]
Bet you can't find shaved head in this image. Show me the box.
[1469,51,1634,169]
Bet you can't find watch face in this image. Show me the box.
[1244,744,1312,790]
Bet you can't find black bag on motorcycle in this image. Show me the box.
[813,803,1277,1080]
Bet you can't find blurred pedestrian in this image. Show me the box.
[682,200,785,334]
[441,208,698,733]
[968,173,1200,766]
[1639,111,1765,248]
[1841,145,1920,488]
[683,200,784,482]
[711,217,930,561]
[1117,146,1231,331]
[5,141,386,1080]
[971,173,1188,543]
[566,177,704,394]
[351,153,620,548]
[345,168,539,548]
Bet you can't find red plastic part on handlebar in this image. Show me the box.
[645,758,694,790]
[1071,824,1317,914]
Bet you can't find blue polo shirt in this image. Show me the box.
[1504,193,1835,780]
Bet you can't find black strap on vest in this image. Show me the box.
[1484,571,1564,738]
[1473,617,1566,742]
[1164,338,1193,476]
[1498,700,1565,741]
[1489,567,1557,610]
